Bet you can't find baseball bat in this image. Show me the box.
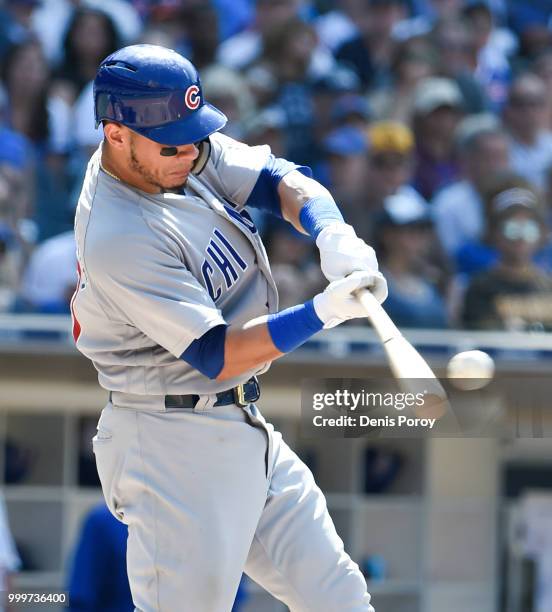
[357,289,449,420]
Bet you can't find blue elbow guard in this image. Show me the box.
[246,155,312,217]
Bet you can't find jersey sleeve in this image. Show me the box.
[201,132,272,208]
[86,232,226,358]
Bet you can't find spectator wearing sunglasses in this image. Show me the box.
[462,183,552,330]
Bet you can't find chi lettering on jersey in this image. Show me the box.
[201,229,247,302]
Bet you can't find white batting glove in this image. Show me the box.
[313,271,374,329]
[316,223,388,304]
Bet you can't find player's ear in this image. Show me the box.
[103,121,127,150]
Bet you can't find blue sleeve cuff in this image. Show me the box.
[180,324,228,379]
[298,196,344,239]
[267,300,323,353]
[245,154,312,217]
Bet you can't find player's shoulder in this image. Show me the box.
[207,132,271,171]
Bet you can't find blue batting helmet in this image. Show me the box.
[94,44,227,145]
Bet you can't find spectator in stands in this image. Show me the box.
[0,119,29,312]
[509,3,552,67]
[374,191,449,328]
[368,37,437,123]
[309,67,362,148]
[358,120,425,241]
[218,0,334,79]
[18,230,76,313]
[335,0,408,90]
[533,49,552,132]
[502,73,552,193]
[330,93,372,130]
[201,66,257,142]
[1,39,63,150]
[461,0,514,110]
[175,1,220,69]
[319,125,369,222]
[244,106,288,159]
[1,38,73,240]
[0,0,39,59]
[463,184,552,330]
[431,17,489,113]
[315,0,362,53]
[264,220,323,309]
[53,8,120,106]
[409,0,464,24]
[0,119,32,227]
[247,17,323,164]
[433,113,510,261]
[411,77,464,200]
[31,0,141,67]
[454,172,552,279]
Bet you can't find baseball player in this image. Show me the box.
[72,44,387,612]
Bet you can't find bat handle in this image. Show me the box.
[356,289,400,344]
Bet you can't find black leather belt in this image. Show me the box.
[164,376,260,409]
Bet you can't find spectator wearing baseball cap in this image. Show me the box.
[373,191,449,328]
[463,180,552,330]
[319,125,369,233]
[361,120,427,241]
[411,77,465,200]
[330,94,372,130]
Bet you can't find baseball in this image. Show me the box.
[446,350,495,391]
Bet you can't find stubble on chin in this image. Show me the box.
[129,140,189,192]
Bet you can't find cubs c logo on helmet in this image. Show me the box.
[185,85,201,110]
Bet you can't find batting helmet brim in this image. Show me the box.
[131,102,228,146]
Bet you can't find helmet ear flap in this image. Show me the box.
[192,138,211,176]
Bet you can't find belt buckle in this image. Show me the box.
[233,383,247,407]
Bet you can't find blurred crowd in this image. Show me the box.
[0,0,551,331]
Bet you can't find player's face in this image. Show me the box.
[128,131,200,192]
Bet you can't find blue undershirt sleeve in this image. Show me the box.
[245,155,312,218]
[180,324,228,379]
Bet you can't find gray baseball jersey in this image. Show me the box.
[72,133,279,396]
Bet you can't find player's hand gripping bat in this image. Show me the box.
[356,288,448,420]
